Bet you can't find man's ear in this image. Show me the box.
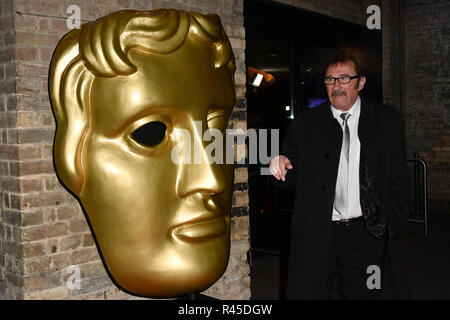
[49,29,93,195]
[358,75,366,91]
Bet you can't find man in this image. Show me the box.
[270,51,410,299]
[49,9,236,298]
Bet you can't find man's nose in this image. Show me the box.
[332,79,342,88]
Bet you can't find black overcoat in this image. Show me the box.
[277,97,411,299]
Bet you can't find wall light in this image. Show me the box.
[247,66,275,88]
[251,73,264,87]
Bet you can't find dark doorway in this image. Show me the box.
[244,0,382,299]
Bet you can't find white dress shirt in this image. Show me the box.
[330,96,362,221]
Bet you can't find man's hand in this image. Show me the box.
[269,155,293,181]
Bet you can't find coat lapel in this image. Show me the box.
[358,97,377,164]
[324,103,343,157]
[358,98,388,240]
[318,103,343,223]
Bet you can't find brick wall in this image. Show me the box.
[1,0,22,299]
[420,135,450,215]
[402,0,450,215]
[404,0,449,149]
[1,0,249,300]
[381,0,401,109]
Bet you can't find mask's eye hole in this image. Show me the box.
[131,121,166,147]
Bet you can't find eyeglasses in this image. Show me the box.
[323,75,361,85]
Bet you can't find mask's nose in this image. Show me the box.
[174,124,227,198]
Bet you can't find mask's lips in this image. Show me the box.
[170,216,227,243]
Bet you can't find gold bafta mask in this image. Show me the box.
[49,9,236,298]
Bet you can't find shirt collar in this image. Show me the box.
[330,96,361,123]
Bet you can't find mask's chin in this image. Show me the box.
[96,224,230,297]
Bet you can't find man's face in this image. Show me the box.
[81,40,235,297]
[325,60,366,111]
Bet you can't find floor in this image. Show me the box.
[250,214,450,300]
